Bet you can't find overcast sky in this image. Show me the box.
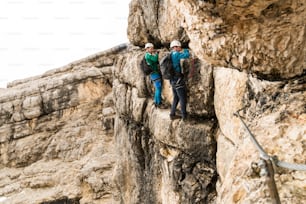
[0,0,130,88]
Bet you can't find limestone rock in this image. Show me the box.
[0,0,305,203]
[128,0,306,79]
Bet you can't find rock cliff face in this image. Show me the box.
[0,0,305,204]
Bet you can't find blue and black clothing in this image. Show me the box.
[169,49,190,119]
[145,52,162,105]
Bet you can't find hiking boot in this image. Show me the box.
[154,103,162,108]
[170,114,175,120]
[154,102,167,109]
[158,103,168,109]
[170,114,180,120]
[181,114,188,121]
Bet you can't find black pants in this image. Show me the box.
[170,76,187,118]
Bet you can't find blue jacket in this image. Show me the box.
[171,49,190,73]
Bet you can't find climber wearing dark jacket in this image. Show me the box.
[169,40,190,121]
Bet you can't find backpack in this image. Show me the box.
[160,53,175,79]
[140,56,153,75]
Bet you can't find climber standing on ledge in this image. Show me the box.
[169,40,190,121]
[144,43,163,108]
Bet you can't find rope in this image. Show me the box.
[234,110,306,171]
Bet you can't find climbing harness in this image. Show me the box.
[234,108,306,204]
[175,77,185,90]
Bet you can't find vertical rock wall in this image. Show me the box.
[111,47,218,204]
[128,0,306,203]
[0,0,305,203]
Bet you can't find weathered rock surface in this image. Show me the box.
[0,46,124,203]
[128,1,306,202]
[0,43,217,204]
[0,0,305,203]
[214,68,306,203]
[128,0,306,79]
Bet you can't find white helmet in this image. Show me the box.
[145,43,154,49]
[170,40,181,48]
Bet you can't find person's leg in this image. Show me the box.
[176,87,187,118]
[170,86,179,116]
[155,87,162,105]
[154,80,162,105]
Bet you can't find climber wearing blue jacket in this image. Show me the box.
[169,40,190,121]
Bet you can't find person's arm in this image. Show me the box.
[177,49,189,59]
[145,52,158,65]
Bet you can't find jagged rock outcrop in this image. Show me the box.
[128,0,305,79]
[0,0,305,204]
[128,0,305,203]
[0,42,217,204]
[0,45,126,203]
[111,46,217,204]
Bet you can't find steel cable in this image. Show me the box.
[234,110,306,171]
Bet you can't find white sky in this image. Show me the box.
[0,0,130,88]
